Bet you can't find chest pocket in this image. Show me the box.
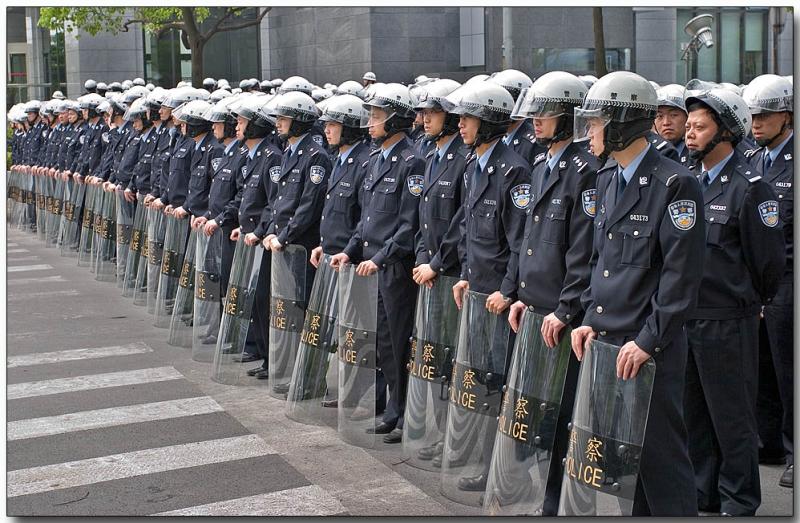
[472,205,496,239]
[374,179,399,214]
[282,172,303,198]
[705,211,731,249]
[618,223,652,269]
[191,165,208,184]
[333,184,355,213]
[542,207,568,245]
[431,184,457,220]
[774,184,793,223]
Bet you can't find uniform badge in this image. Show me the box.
[559,160,567,169]
[391,156,397,162]
[347,157,354,164]
[720,175,728,183]
[668,200,697,230]
[510,183,531,209]
[639,176,648,185]
[297,149,303,155]
[102,132,109,143]
[785,154,792,161]
[407,175,424,196]
[487,166,495,174]
[79,135,86,145]
[211,158,222,172]
[312,135,324,146]
[581,189,597,217]
[447,153,454,160]
[758,200,779,227]
[241,166,249,177]
[513,138,519,145]
[309,165,325,184]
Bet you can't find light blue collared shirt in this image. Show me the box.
[547,145,569,172]
[194,136,205,150]
[477,139,500,173]
[140,127,153,142]
[503,122,522,146]
[436,134,458,162]
[675,140,686,157]
[381,140,402,162]
[617,144,652,185]
[288,133,308,156]
[702,150,734,184]
[338,144,356,166]
[247,138,266,160]
[766,131,794,167]
[224,139,238,155]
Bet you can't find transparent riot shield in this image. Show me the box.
[132,205,152,306]
[211,238,264,385]
[55,177,70,248]
[23,172,37,232]
[145,207,166,313]
[167,228,198,347]
[115,191,136,287]
[336,264,379,448]
[154,214,190,328]
[77,184,97,267]
[191,229,224,362]
[268,245,308,399]
[122,194,148,297]
[401,276,461,471]
[45,176,63,247]
[94,189,117,282]
[285,254,340,425]
[440,290,512,506]
[36,176,47,241]
[483,310,572,515]
[60,179,85,256]
[557,340,656,516]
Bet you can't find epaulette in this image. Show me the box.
[656,140,668,151]
[265,148,273,157]
[743,147,762,158]
[402,150,415,162]
[369,148,382,156]
[533,152,547,166]
[425,150,435,159]
[524,132,537,144]
[665,173,678,187]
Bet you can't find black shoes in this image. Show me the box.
[247,365,267,377]
[457,473,488,491]
[272,383,290,395]
[366,421,395,435]
[254,368,270,379]
[417,441,444,460]
[321,399,338,408]
[780,464,793,488]
[233,352,259,363]
[383,429,403,444]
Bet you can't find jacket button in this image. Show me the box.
[534,215,539,222]
[607,233,613,240]
[654,347,662,353]
[278,196,282,200]
[596,305,604,314]
[599,331,607,336]
[320,216,324,220]
[282,181,286,186]
[709,217,715,222]
[603,270,609,277]
[428,250,432,255]
[326,195,330,199]
[520,281,526,288]
[363,241,369,247]
[366,216,370,221]
[633,230,639,236]
[527,249,533,256]
[528,305,535,312]
[566,313,571,320]
[424,196,428,202]
[423,223,428,229]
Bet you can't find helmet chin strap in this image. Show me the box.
[688,131,725,165]
[756,118,789,148]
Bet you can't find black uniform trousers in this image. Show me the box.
[376,257,417,429]
[763,276,794,465]
[757,317,784,459]
[598,331,697,516]
[684,315,760,515]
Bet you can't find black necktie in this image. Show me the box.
[765,154,773,174]
[701,171,711,189]
[539,164,552,197]
[617,172,628,200]
[470,163,482,199]
[430,153,442,178]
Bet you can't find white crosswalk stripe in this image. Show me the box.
[8,342,152,368]
[7,275,67,285]
[7,434,276,497]
[7,366,184,400]
[7,396,224,441]
[8,289,79,301]
[8,248,30,253]
[7,264,53,273]
[153,485,347,516]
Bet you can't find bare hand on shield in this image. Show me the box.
[203,220,219,237]
[173,206,189,219]
[244,232,261,246]
[151,198,165,210]
[616,341,651,380]
[310,246,323,268]
[541,312,567,349]
[143,194,155,205]
[356,260,378,276]
[268,236,284,252]
[508,300,526,333]
[229,227,241,241]
[261,234,277,249]
[412,263,437,288]
[124,189,136,203]
[486,291,511,315]
[452,279,469,310]
[571,325,596,362]
[192,216,207,229]
[329,252,350,271]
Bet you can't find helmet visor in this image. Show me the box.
[359,104,396,129]
[573,107,611,143]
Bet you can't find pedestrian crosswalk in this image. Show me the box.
[8,342,153,368]
[7,366,184,399]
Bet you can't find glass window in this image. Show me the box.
[719,10,741,83]
[459,7,485,67]
[743,10,765,83]
[143,29,191,87]
[9,53,26,84]
[532,48,631,75]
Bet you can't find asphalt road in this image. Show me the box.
[5,226,794,516]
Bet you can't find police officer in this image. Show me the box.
[145,88,179,211]
[682,88,784,516]
[59,100,88,182]
[202,77,217,92]
[570,71,705,516]
[72,94,108,184]
[97,82,108,97]
[743,74,794,489]
[502,71,597,513]
[488,69,545,168]
[330,83,424,442]
[362,71,377,88]
[84,79,97,94]
[655,84,690,165]
[154,95,197,216]
[229,96,283,376]
[126,93,162,202]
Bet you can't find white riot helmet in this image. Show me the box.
[361,83,418,141]
[574,71,658,159]
[311,87,332,102]
[122,97,152,129]
[204,95,240,139]
[578,75,599,90]
[230,95,275,139]
[743,74,793,115]
[685,88,752,163]
[337,80,366,99]
[449,80,514,146]
[319,94,370,146]
[121,80,133,90]
[465,74,489,86]
[656,84,687,113]
[512,71,586,146]
[488,68,533,101]
[52,90,66,100]
[718,82,742,96]
[84,79,97,93]
[122,85,150,105]
[269,91,319,140]
[96,82,108,94]
[132,77,146,87]
[649,81,661,92]
[24,100,42,115]
[277,75,314,95]
[362,71,377,82]
[414,78,462,140]
[209,88,232,103]
[178,99,213,137]
[684,78,719,98]
[145,83,155,91]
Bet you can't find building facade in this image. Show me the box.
[6,6,794,106]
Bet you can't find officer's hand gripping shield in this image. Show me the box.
[268,245,308,398]
[557,340,655,516]
[336,263,380,448]
[285,253,340,426]
[114,190,136,287]
[440,290,512,507]
[122,193,148,297]
[191,228,224,362]
[77,184,98,267]
[153,214,190,328]
[401,275,461,471]
[94,188,118,282]
[145,207,166,313]
[211,237,264,385]
[483,309,572,515]
[167,228,198,347]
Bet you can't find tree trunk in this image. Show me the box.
[190,41,204,87]
[593,7,608,77]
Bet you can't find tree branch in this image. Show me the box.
[120,18,148,32]
[153,21,186,38]
[203,7,237,39]
[211,7,270,36]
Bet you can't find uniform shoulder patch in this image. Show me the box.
[309,165,326,184]
[510,183,531,209]
[211,157,222,172]
[312,134,324,147]
[402,151,416,162]
[758,200,779,227]
[665,173,678,187]
[581,189,597,217]
[668,200,697,230]
[744,147,762,158]
[656,141,667,150]
[748,174,762,183]
[407,174,424,196]
[269,166,281,182]
[370,148,382,156]
[425,150,435,159]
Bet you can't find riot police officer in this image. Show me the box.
[743,74,794,489]
[330,83,425,442]
[84,79,97,94]
[145,88,180,210]
[488,69,545,168]
[570,71,704,516]
[362,71,377,88]
[683,88,784,516]
[655,84,690,165]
